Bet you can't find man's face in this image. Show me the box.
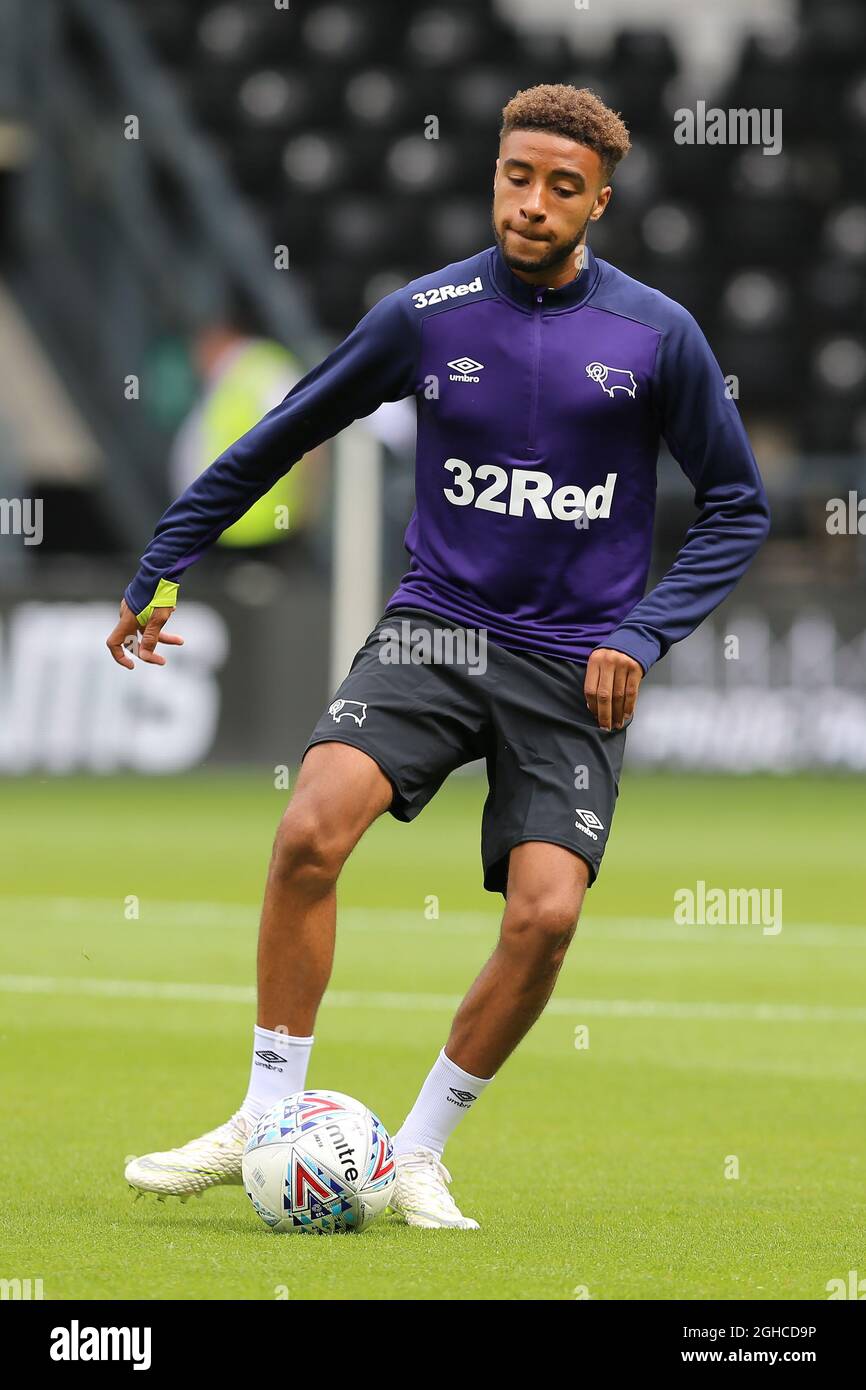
[492,129,612,282]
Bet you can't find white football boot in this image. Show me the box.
[124,1110,252,1200]
[388,1146,480,1229]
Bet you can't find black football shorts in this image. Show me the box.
[302,606,629,895]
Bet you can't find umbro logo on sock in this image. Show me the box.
[447,1087,478,1107]
[255,1050,287,1065]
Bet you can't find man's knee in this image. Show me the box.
[270,801,349,889]
[500,890,584,963]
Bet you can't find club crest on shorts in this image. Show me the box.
[585,361,638,398]
[329,698,368,727]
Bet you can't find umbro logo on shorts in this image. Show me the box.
[329,698,368,726]
[447,1087,478,1106]
[574,808,605,841]
[255,1050,287,1064]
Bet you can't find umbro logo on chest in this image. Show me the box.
[447,356,484,383]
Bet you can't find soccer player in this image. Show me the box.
[109,86,770,1228]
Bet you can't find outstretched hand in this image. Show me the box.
[105,598,184,670]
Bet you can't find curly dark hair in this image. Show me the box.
[500,84,631,182]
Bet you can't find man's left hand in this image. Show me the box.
[585,648,644,731]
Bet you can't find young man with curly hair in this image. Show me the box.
[110,85,770,1228]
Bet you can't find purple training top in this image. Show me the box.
[124,243,770,673]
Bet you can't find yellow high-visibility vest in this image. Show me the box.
[200,340,308,547]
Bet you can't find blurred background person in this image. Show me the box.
[170,310,322,554]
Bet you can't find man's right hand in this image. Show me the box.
[106,598,185,670]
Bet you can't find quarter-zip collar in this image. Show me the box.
[488,241,599,312]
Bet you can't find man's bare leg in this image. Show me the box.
[388,841,589,1227]
[124,740,394,1196]
[445,841,590,1076]
[257,741,394,1032]
[391,842,588,1152]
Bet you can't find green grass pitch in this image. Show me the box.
[0,769,864,1300]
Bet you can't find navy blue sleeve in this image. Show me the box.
[601,307,771,674]
[124,291,419,621]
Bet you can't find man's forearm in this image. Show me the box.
[124,289,419,624]
[601,480,771,673]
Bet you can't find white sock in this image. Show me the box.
[240,1025,314,1125]
[392,1047,494,1159]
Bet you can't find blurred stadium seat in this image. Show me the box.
[107,0,863,459]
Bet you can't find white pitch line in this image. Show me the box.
[2,896,866,945]
[1,974,865,1024]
